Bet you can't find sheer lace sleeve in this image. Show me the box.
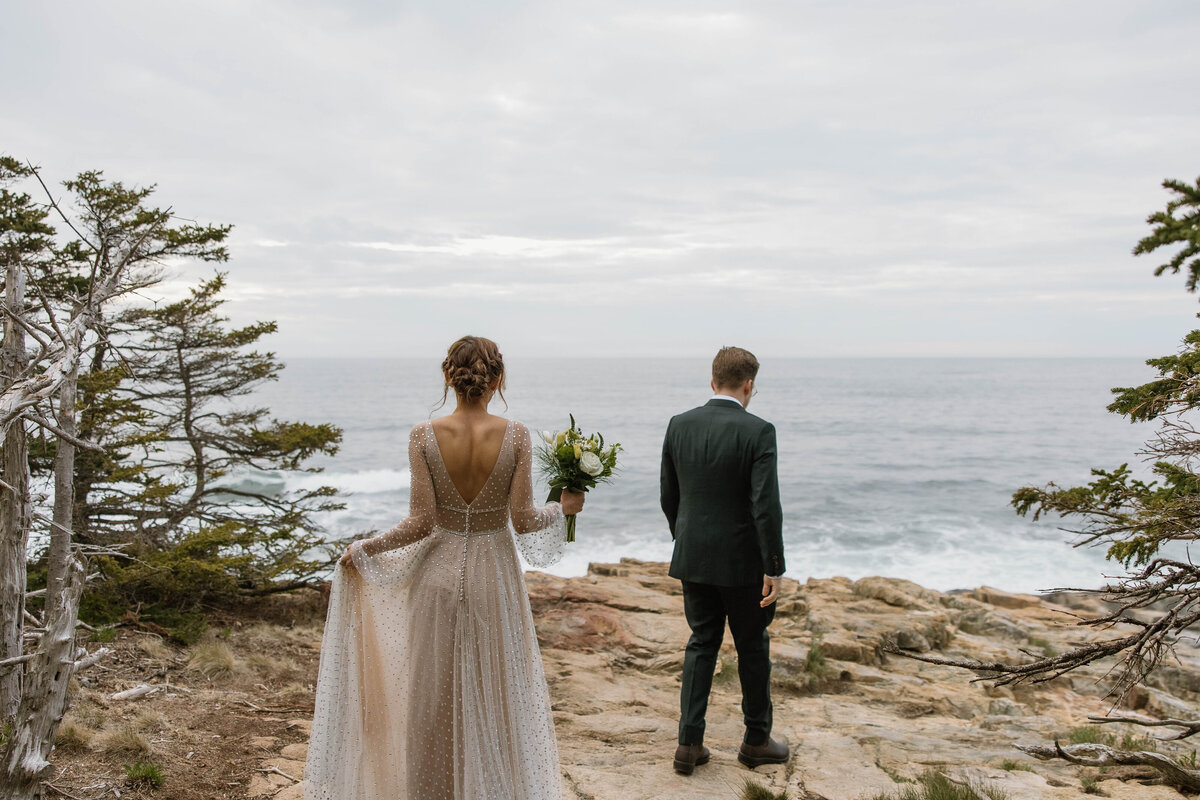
[350,423,436,585]
[509,422,566,569]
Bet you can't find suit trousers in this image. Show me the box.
[678,580,776,746]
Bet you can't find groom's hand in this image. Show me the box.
[760,575,778,608]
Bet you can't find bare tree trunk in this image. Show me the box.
[0,261,29,722]
[0,556,83,799]
[43,361,76,623]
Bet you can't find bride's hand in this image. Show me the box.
[339,544,356,569]
[560,490,585,515]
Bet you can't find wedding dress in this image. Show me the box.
[304,419,566,800]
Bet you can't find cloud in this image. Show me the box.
[2,0,1198,357]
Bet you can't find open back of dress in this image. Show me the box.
[305,420,566,800]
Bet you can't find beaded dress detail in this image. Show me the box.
[305,420,566,800]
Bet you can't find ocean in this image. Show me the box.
[243,357,1164,594]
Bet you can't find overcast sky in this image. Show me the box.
[4,1,1199,359]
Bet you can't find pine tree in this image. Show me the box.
[73,273,343,618]
[894,176,1200,790]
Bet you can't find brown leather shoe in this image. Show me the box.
[673,743,711,775]
[737,735,790,768]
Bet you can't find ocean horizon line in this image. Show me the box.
[272,354,1150,362]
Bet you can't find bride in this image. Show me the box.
[304,336,584,800]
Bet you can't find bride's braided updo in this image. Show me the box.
[439,335,506,406]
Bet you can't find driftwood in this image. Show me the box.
[1019,740,1200,791]
[109,684,158,702]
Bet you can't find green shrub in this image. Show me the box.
[713,656,739,688]
[998,758,1033,772]
[1066,726,1114,746]
[1026,636,1057,656]
[91,626,118,643]
[741,779,789,800]
[805,635,828,677]
[124,761,166,788]
[1118,732,1157,751]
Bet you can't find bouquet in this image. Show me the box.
[536,414,621,542]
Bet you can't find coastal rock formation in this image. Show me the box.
[48,560,1199,799]
[529,560,1197,800]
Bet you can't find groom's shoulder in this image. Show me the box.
[669,404,713,426]
[744,409,773,428]
[733,410,775,438]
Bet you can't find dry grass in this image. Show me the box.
[237,622,311,650]
[247,652,301,683]
[137,635,172,661]
[187,640,237,680]
[55,714,96,752]
[276,682,314,707]
[99,726,153,755]
[47,601,324,800]
[69,690,109,729]
[133,708,167,733]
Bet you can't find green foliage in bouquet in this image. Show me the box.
[535,414,621,542]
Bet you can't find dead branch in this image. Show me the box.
[237,699,308,713]
[25,164,95,250]
[72,647,109,672]
[0,305,51,351]
[20,412,102,452]
[24,571,100,601]
[882,628,1143,688]
[31,284,67,351]
[0,653,35,671]
[1088,713,1200,740]
[256,766,300,783]
[42,782,87,800]
[1018,741,1200,791]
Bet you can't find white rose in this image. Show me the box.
[579,451,603,476]
[539,430,555,445]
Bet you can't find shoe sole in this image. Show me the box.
[738,753,788,769]
[673,753,710,775]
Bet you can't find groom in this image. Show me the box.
[660,346,789,775]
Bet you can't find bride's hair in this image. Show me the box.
[437,335,507,407]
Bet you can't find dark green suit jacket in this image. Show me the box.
[660,398,786,586]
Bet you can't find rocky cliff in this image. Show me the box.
[51,560,1200,799]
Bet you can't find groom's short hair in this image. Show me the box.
[712,346,759,389]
